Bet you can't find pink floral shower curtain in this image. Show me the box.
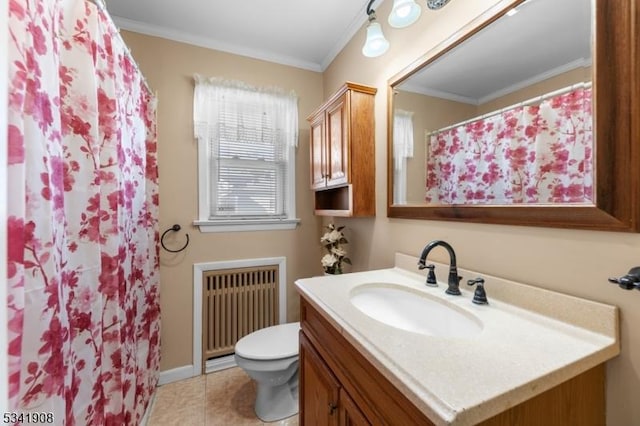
[425,87,593,204]
[7,0,160,424]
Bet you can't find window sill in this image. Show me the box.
[193,218,301,233]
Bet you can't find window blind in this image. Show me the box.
[208,93,290,218]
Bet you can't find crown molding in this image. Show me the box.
[112,16,324,72]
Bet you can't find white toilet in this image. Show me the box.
[234,322,301,422]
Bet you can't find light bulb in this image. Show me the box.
[397,5,411,17]
[362,21,390,57]
[388,0,422,28]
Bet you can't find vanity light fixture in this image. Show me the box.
[363,0,454,58]
[388,0,422,28]
[362,0,390,57]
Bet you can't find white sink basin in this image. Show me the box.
[350,284,483,338]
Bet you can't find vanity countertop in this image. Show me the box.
[294,253,619,426]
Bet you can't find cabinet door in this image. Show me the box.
[339,389,370,426]
[300,333,340,426]
[325,94,349,188]
[309,113,326,190]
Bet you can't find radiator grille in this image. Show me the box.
[202,265,279,364]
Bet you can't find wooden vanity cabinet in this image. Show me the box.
[300,333,369,426]
[307,83,376,217]
[299,296,607,426]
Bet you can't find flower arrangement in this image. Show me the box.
[320,223,351,275]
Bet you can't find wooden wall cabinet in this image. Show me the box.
[307,83,376,217]
[299,297,607,426]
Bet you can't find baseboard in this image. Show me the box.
[158,365,196,386]
[140,390,156,426]
[205,354,237,374]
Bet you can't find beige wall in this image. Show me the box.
[321,1,640,425]
[121,31,324,371]
[478,66,592,113]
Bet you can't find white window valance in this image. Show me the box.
[393,109,414,171]
[193,75,298,148]
[393,109,415,204]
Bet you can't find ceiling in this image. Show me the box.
[104,0,383,72]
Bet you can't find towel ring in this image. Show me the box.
[161,224,189,253]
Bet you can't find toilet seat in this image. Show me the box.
[235,322,300,360]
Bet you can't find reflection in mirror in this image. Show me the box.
[387,0,640,232]
[392,0,592,206]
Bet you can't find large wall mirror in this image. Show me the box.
[387,0,639,232]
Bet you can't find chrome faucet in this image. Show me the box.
[417,240,462,295]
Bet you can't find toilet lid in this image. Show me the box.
[235,322,300,360]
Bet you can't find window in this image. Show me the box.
[193,76,300,232]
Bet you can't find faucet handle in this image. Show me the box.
[608,266,640,290]
[467,277,488,305]
[418,262,438,286]
[425,264,438,287]
[608,276,637,290]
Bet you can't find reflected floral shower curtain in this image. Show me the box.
[7,0,160,424]
[425,86,592,204]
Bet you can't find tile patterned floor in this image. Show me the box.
[147,367,299,426]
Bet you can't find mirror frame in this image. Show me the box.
[387,0,639,232]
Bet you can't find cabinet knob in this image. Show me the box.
[328,402,337,415]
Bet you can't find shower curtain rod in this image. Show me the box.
[88,0,154,96]
[426,81,592,137]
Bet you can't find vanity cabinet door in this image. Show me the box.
[300,333,340,426]
[300,332,371,426]
[339,390,370,426]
